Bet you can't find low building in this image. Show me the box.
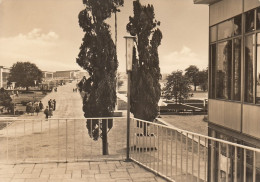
[43,71,54,80]
[53,70,80,80]
[0,66,10,88]
[194,0,260,181]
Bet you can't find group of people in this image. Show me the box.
[72,88,78,92]
[44,99,56,119]
[26,101,44,116]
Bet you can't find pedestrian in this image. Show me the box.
[35,102,40,116]
[49,107,53,118]
[53,99,56,111]
[26,102,31,115]
[48,99,52,108]
[39,101,43,111]
[44,106,49,119]
[30,102,35,116]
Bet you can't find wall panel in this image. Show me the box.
[209,0,242,26]
[244,0,260,12]
[208,99,241,131]
[242,104,260,139]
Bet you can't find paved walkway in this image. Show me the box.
[0,160,166,182]
[0,81,167,182]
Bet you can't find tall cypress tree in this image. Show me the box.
[77,0,124,154]
[126,1,162,124]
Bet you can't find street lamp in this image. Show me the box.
[34,80,37,102]
[11,82,16,115]
[124,35,135,160]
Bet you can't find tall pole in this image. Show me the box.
[126,70,131,160]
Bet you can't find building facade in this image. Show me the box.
[0,66,10,88]
[194,0,260,181]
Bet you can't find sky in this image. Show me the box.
[0,0,209,73]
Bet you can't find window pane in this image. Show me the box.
[216,41,232,100]
[233,38,241,101]
[244,35,255,103]
[257,34,260,104]
[218,20,233,40]
[210,26,217,42]
[245,10,255,33]
[256,7,260,30]
[210,44,216,99]
[233,15,241,36]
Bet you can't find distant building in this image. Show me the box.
[194,0,260,181]
[53,70,80,80]
[0,66,10,88]
[43,71,54,80]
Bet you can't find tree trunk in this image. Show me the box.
[102,119,109,155]
[194,84,197,91]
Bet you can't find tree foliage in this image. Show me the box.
[77,0,123,154]
[77,0,123,118]
[126,0,162,121]
[162,71,191,104]
[8,62,43,90]
[0,88,12,111]
[185,65,199,91]
[198,68,208,91]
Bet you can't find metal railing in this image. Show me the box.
[0,117,126,164]
[1,117,260,182]
[129,118,260,182]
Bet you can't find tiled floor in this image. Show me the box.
[0,160,167,182]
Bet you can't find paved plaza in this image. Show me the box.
[0,160,166,182]
[0,81,167,182]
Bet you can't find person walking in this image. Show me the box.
[53,99,56,111]
[35,102,40,116]
[49,107,53,118]
[39,101,43,111]
[44,106,49,119]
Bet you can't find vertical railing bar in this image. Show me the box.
[145,122,147,166]
[90,119,93,156]
[153,122,156,170]
[149,122,152,169]
[218,142,221,182]
[32,120,34,161]
[143,121,145,165]
[226,144,229,182]
[138,120,140,163]
[192,134,194,178]
[243,149,246,182]
[198,136,200,182]
[6,121,9,163]
[157,125,159,172]
[23,120,25,161]
[41,119,42,163]
[66,119,68,162]
[74,119,76,162]
[82,119,84,160]
[106,119,109,156]
[15,124,17,163]
[204,138,207,182]
[175,131,178,179]
[234,146,237,182]
[162,127,164,174]
[181,132,183,182]
[58,119,60,162]
[171,130,173,178]
[48,118,50,162]
[186,133,188,182]
[253,151,256,182]
[166,128,168,177]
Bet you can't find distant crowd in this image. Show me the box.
[25,99,57,119]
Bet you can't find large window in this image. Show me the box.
[244,35,254,103]
[216,41,232,99]
[256,34,260,104]
[209,16,242,101]
[233,38,241,101]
